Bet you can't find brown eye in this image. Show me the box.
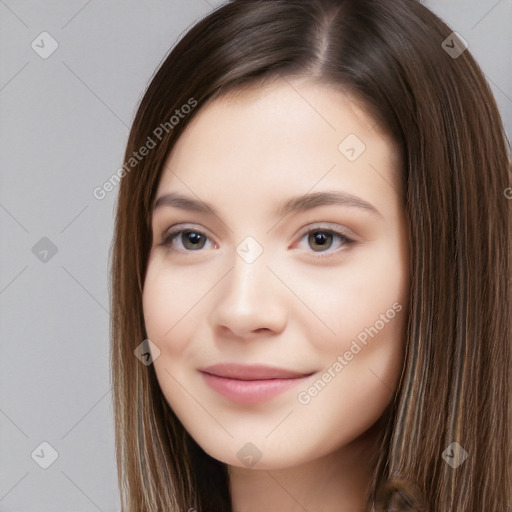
[180,230,207,250]
[296,226,355,257]
[308,231,334,252]
[162,228,214,252]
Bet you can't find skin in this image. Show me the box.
[142,76,410,512]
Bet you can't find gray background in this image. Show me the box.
[0,1,510,510]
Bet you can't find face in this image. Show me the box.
[142,77,410,470]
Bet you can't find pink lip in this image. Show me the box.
[199,363,314,404]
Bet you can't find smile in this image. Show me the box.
[199,363,315,404]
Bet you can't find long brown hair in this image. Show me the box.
[109,1,512,510]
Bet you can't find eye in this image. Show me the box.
[296,225,355,256]
[160,223,355,256]
[161,227,215,252]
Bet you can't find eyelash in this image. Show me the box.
[160,224,355,259]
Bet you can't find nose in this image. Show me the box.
[208,252,288,339]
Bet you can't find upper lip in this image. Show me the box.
[199,363,313,381]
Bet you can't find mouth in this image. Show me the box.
[198,363,315,404]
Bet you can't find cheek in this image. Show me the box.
[292,233,409,358]
[142,258,204,409]
[142,253,212,351]
[292,247,407,449]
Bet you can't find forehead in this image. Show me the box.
[155,78,401,219]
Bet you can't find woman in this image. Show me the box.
[109,0,512,510]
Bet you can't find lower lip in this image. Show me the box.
[200,372,311,404]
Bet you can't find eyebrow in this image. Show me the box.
[153,190,382,218]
